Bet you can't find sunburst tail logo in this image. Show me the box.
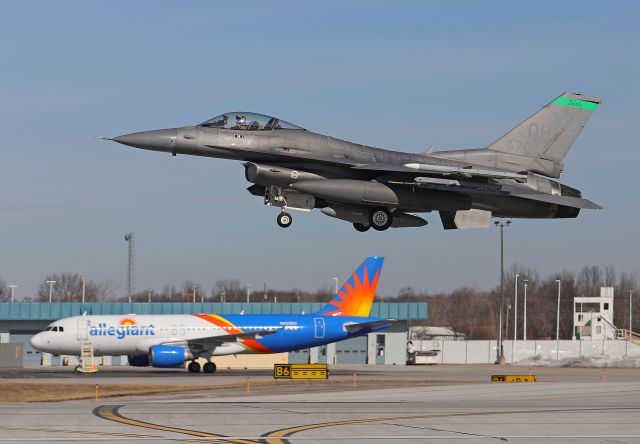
[317,257,384,317]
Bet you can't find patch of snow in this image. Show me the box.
[513,354,640,368]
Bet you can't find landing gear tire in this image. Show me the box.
[188,361,201,373]
[369,207,393,231]
[277,212,292,228]
[353,223,370,232]
[203,362,217,374]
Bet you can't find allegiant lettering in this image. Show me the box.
[89,322,157,340]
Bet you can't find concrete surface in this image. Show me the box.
[0,365,639,443]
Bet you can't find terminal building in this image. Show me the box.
[0,302,427,368]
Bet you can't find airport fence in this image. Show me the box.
[411,339,640,364]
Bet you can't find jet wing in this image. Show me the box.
[353,163,528,182]
[343,319,396,334]
[390,177,602,210]
[162,330,277,348]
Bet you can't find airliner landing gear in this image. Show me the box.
[277,211,292,228]
[203,361,217,374]
[369,207,393,231]
[187,361,201,373]
[353,223,370,232]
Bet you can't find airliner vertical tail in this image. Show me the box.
[316,256,384,317]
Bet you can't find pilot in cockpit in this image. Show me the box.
[234,115,248,129]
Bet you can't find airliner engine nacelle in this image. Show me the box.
[149,345,193,368]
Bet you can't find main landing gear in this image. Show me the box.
[277,211,293,228]
[188,360,217,374]
[368,207,393,231]
[353,223,370,232]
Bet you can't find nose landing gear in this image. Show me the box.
[277,211,293,228]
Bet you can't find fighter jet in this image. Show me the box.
[106,92,602,231]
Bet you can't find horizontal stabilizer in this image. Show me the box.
[511,192,602,209]
[343,319,395,334]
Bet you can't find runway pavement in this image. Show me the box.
[1,366,639,443]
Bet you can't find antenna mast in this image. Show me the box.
[124,233,134,303]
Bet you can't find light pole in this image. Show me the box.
[494,220,511,364]
[246,284,251,303]
[148,289,153,303]
[555,279,561,360]
[630,290,634,334]
[192,285,198,304]
[46,280,56,303]
[9,285,17,303]
[513,275,519,341]
[523,279,528,341]
[332,277,339,294]
[81,277,86,303]
[220,291,225,303]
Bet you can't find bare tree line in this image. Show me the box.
[1,266,638,342]
[400,265,639,340]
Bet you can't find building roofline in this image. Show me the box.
[0,302,427,321]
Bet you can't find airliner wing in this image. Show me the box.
[163,330,277,347]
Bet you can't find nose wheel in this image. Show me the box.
[277,211,293,228]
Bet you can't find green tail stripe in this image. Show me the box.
[552,97,599,110]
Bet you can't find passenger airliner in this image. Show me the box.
[30,257,391,373]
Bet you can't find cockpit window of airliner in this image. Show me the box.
[199,112,304,131]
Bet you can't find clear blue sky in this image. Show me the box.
[1,1,638,299]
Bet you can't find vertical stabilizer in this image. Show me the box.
[316,257,384,317]
[486,92,601,176]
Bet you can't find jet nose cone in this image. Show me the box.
[112,128,177,152]
[30,334,42,349]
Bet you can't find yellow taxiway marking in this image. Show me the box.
[93,403,640,444]
[261,406,640,443]
[95,405,256,444]
[0,424,158,439]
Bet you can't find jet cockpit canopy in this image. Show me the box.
[199,112,304,131]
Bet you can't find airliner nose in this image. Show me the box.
[112,128,177,152]
[30,334,42,349]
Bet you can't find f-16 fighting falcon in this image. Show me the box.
[105,92,601,231]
